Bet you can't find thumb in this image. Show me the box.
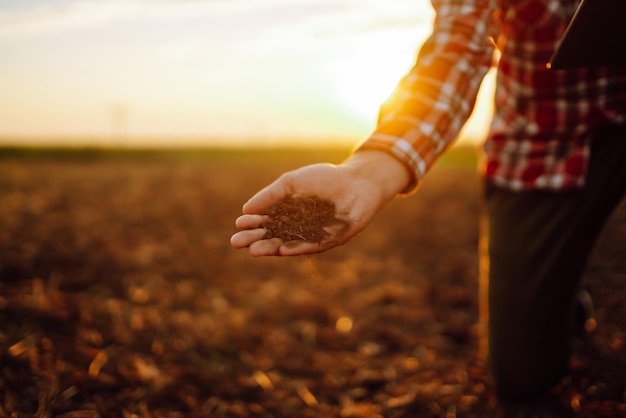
[242,179,292,215]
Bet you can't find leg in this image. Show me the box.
[484,124,626,401]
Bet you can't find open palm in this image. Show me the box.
[230,162,390,256]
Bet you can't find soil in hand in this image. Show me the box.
[262,195,349,243]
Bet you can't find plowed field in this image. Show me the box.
[0,147,624,417]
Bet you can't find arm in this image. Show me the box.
[231,0,498,256]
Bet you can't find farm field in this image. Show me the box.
[0,146,624,417]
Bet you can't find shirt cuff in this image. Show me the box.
[354,134,427,195]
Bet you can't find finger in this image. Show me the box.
[230,228,267,249]
[235,214,266,230]
[248,238,283,256]
[278,241,326,256]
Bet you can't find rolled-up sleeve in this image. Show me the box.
[356,0,498,194]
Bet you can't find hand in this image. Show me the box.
[230,150,411,256]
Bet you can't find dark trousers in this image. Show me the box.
[481,123,626,401]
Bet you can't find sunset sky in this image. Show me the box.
[0,0,493,148]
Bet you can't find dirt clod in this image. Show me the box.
[262,195,348,243]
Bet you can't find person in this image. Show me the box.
[231,0,626,411]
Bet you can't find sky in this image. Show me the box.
[0,0,493,148]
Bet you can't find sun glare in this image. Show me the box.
[328,54,409,120]
[324,21,434,123]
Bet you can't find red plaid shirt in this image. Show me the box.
[357,0,626,192]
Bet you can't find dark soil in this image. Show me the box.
[262,196,348,243]
[0,148,624,418]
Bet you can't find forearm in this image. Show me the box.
[341,150,412,201]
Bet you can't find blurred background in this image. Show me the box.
[0,0,494,149]
[3,3,626,416]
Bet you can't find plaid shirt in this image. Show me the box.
[357,0,626,192]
